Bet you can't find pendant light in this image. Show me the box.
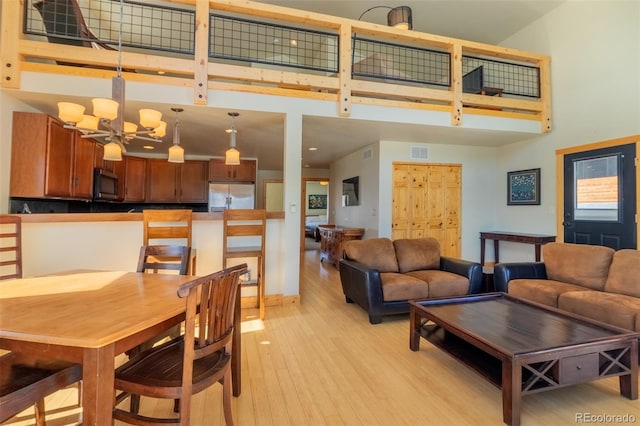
[167,107,185,163]
[56,0,166,161]
[225,112,240,165]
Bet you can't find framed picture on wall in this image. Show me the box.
[308,194,327,209]
[507,168,540,205]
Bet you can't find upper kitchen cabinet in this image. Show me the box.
[147,159,179,202]
[10,112,95,200]
[146,159,208,203]
[120,156,146,202]
[209,158,256,183]
[180,160,209,203]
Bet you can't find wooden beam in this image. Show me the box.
[450,43,463,126]
[338,23,352,117]
[0,0,21,88]
[193,0,210,104]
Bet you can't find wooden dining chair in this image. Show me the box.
[142,209,196,275]
[0,216,81,425]
[0,215,22,280]
[119,244,193,413]
[113,263,247,426]
[223,209,267,320]
[0,353,82,426]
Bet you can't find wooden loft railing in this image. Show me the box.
[0,0,551,133]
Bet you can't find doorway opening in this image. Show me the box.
[301,178,330,252]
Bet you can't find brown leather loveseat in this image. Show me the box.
[494,242,640,332]
[338,237,482,324]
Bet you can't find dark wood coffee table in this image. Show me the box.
[409,293,639,426]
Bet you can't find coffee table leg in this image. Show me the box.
[502,359,521,426]
[619,339,638,399]
[409,307,420,351]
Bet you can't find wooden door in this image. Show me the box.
[392,162,461,257]
[180,160,209,202]
[146,159,179,202]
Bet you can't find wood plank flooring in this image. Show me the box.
[4,248,639,425]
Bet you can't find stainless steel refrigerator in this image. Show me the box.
[208,183,255,211]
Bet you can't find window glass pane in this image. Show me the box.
[574,155,619,221]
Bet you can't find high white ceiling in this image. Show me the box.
[8,0,563,170]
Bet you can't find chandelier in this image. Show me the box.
[225,112,240,165]
[56,0,165,161]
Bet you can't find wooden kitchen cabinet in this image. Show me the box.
[318,225,365,268]
[146,159,208,203]
[10,112,94,200]
[180,160,209,203]
[122,156,146,202]
[209,158,256,182]
[146,159,179,202]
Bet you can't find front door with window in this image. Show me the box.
[563,143,636,249]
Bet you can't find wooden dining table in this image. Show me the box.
[0,270,243,425]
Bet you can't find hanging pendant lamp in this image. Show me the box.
[168,108,185,163]
[225,112,241,165]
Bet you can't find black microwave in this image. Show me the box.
[93,169,119,201]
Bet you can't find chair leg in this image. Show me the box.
[34,399,45,426]
[222,369,234,426]
[130,394,140,414]
[258,256,265,321]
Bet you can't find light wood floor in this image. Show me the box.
[4,248,640,425]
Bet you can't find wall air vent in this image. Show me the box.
[363,148,373,160]
[410,146,428,160]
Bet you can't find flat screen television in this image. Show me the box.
[342,176,359,206]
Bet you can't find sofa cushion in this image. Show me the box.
[393,238,440,273]
[380,272,429,302]
[559,290,640,332]
[604,249,640,298]
[508,279,590,308]
[542,243,614,290]
[636,315,640,333]
[406,270,469,298]
[343,238,399,273]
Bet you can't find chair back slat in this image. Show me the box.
[143,209,193,247]
[136,245,191,275]
[0,215,22,280]
[178,264,247,355]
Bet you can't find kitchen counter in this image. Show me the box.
[13,211,285,223]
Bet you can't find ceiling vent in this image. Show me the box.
[410,146,428,160]
[363,148,373,160]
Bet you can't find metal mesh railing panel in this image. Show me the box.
[352,37,450,87]
[462,55,540,98]
[24,0,195,55]
[210,14,339,74]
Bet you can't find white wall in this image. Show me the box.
[491,0,640,262]
[330,143,380,237]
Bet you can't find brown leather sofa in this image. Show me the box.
[494,242,640,332]
[338,237,482,324]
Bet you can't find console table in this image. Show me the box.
[318,225,365,268]
[480,231,556,266]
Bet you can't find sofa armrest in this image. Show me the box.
[440,257,483,294]
[493,262,547,292]
[338,259,385,317]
